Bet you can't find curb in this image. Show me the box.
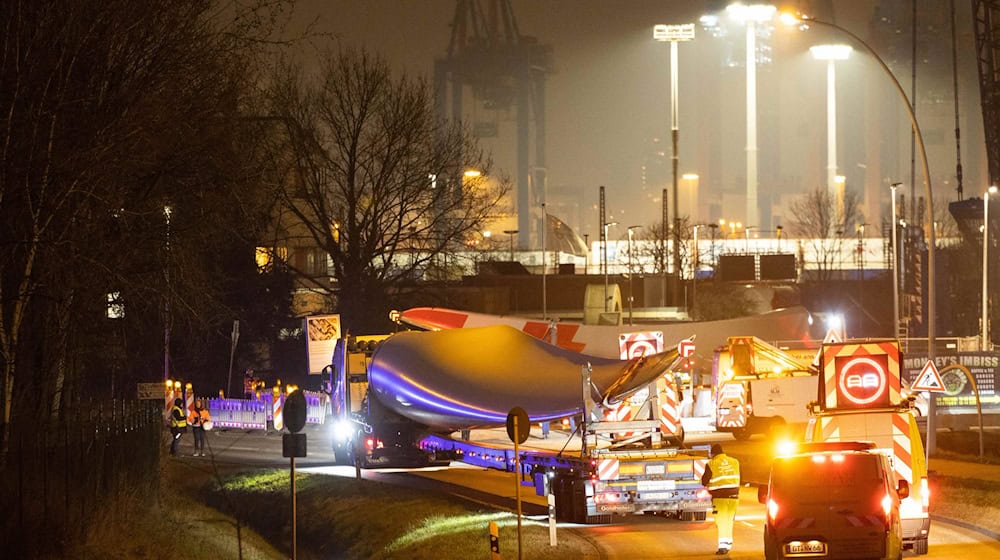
[932,514,1000,541]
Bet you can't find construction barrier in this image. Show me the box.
[272,388,285,431]
[204,391,329,431]
[207,398,268,430]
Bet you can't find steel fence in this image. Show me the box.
[1,399,162,556]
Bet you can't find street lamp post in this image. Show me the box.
[627,226,642,325]
[728,3,776,229]
[810,44,852,211]
[745,226,757,253]
[654,23,695,308]
[891,184,901,339]
[542,203,547,320]
[603,221,618,312]
[783,11,938,453]
[692,224,703,314]
[984,186,998,350]
[504,229,519,262]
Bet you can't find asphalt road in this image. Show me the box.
[188,426,1000,559]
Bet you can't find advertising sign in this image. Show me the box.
[902,352,1000,413]
[305,314,341,375]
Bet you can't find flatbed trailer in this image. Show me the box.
[420,432,712,524]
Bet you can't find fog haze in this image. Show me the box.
[288,0,986,244]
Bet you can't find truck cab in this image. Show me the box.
[329,335,430,468]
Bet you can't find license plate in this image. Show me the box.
[786,541,826,555]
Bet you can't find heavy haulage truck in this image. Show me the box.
[327,324,714,524]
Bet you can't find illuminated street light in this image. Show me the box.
[782,10,938,453]
[810,44,852,221]
[603,221,619,312]
[682,173,700,220]
[727,2,776,229]
[984,185,998,350]
[834,174,847,225]
[654,23,695,308]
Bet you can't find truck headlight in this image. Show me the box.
[332,419,353,442]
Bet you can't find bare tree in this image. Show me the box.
[787,186,864,281]
[266,48,510,332]
[0,0,295,462]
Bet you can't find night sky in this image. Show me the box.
[287,0,985,244]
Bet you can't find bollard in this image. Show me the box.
[489,520,501,560]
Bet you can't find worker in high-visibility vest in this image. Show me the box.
[169,398,188,456]
[188,399,211,457]
[701,443,741,555]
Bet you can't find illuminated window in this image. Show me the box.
[106,292,124,319]
[255,246,288,272]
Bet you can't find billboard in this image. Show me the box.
[305,314,341,375]
[902,352,1000,413]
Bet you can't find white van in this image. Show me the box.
[759,441,908,560]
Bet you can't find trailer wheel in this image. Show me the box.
[914,537,928,555]
[679,511,706,521]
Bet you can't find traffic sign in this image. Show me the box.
[678,339,695,358]
[822,327,843,344]
[912,360,946,393]
[618,331,663,359]
[506,407,530,445]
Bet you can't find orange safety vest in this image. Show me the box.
[189,408,210,427]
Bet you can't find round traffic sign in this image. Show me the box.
[283,390,307,433]
[506,407,530,445]
[837,356,888,407]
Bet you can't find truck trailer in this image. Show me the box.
[327,325,713,523]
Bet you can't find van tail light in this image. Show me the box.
[767,498,779,522]
[920,477,929,512]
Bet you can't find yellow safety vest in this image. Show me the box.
[170,405,188,429]
[707,454,740,490]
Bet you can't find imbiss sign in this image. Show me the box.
[902,352,1000,412]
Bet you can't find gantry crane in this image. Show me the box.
[434,0,553,249]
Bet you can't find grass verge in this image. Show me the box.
[205,469,601,559]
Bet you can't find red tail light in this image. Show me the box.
[365,437,375,450]
[767,498,779,521]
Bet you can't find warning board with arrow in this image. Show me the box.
[912,360,946,393]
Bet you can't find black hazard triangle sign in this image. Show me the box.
[912,360,946,393]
